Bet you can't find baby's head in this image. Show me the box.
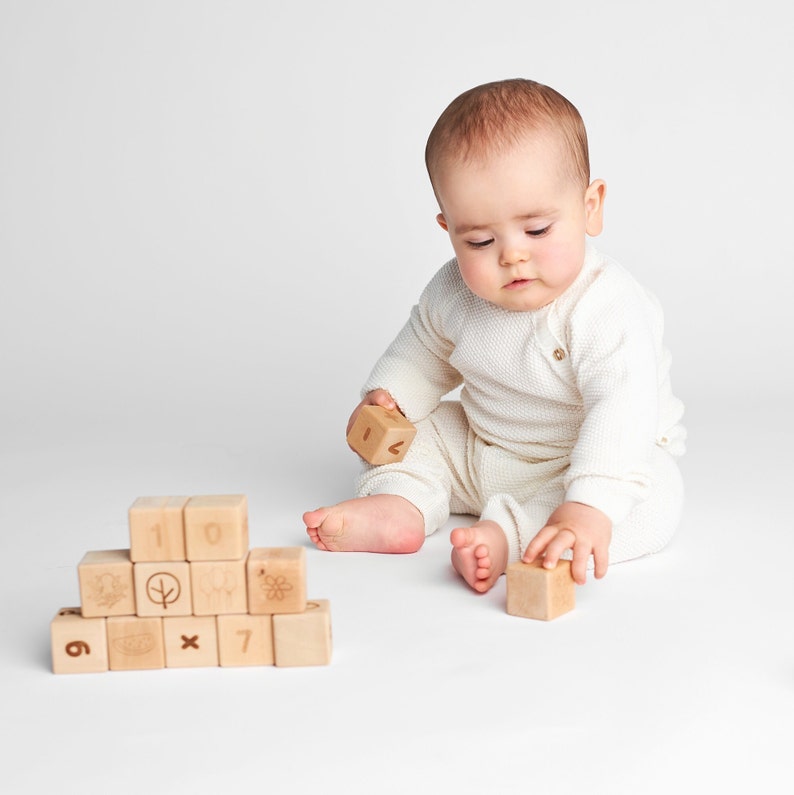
[425,79,605,312]
[425,78,590,196]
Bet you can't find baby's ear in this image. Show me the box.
[584,180,606,236]
[436,213,449,232]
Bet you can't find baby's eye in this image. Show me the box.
[466,238,494,249]
[526,225,551,237]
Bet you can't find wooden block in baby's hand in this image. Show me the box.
[506,559,575,620]
[51,607,109,674]
[184,494,248,561]
[273,600,332,667]
[347,405,417,466]
[78,550,136,617]
[247,547,306,615]
[129,496,188,562]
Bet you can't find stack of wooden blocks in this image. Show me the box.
[51,494,332,674]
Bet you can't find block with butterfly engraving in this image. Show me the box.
[346,405,416,465]
[246,547,306,614]
[51,607,109,674]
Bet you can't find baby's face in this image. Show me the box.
[434,135,605,312]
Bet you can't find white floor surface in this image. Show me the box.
[2,396,792,795]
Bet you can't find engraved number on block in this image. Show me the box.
[204,523,222,545]
[65,640,91,657]
[236,629,252,654]
[150,523,162,548]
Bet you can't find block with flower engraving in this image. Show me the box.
[246,547,306,615]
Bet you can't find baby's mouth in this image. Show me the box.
[504,278,536,290]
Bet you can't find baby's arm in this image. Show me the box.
[522,502,612,585]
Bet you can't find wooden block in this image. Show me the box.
[190,558,248,615]
[133,561,192,616]
[217,614,274,667]
[163,616,218,668]
[273,600,332,667]
[347,405,417,466]
[51,607,109,674]
[128,496,188,562]
[106,616,165,670]
[78,549,136,617]
[246,547,307,615]
[506,559,575,620]
[184,494,248,561]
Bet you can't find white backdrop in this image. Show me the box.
[2,2,793,793]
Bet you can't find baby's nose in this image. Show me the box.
[500,245,530,266]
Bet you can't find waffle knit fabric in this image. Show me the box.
[357,243,686,564]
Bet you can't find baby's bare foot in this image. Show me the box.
[303,494,424,554]
[450,520,509,593]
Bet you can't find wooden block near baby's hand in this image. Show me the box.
[506,559,575,620]
[347,405,417,465]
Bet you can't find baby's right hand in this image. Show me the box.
[346,389,399,437]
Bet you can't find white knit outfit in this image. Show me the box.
[357,244,686,565]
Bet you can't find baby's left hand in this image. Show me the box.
[522,502,612,585]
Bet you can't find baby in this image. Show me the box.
[304,78,685,592]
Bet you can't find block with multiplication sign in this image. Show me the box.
[163,616,219,668]
[184,494,248,561]
[106,616,165,670]
[217,614,274,667]
[246,547,306,615]
[51,608,109,674]
[506,559,576,620]
[128,496,188,562]
[78,549,136,618]
[133,561,192,616]
[347,405,417,466]
[273,600,332,667]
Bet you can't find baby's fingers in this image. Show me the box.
[539,528,576,571]
[367,389,397,410]
[592,542,610,580]
[522,524,560,563]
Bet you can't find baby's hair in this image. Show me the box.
[425,78,590,192]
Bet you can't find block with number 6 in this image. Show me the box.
[51,608,109,674]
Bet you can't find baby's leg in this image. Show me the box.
[304,495,424,554]
[450,520,509,593]
[306,402,475,555]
